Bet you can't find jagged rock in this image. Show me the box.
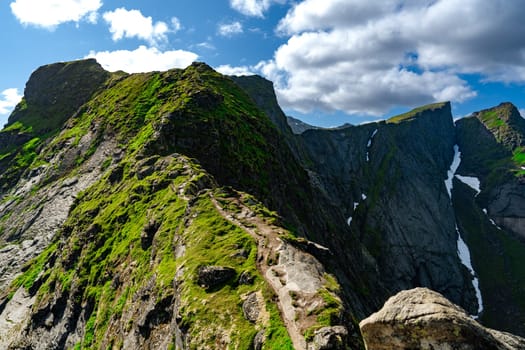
[242,292,259,323]
[196,266,236,289]
[238,271,255,285]
[253,330,265,350]
[309,326,348,350]
[359,287,525,350]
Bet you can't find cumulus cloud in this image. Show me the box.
[10,0,102,28]
[215,64,255,76]
[103,8,179,46]
[0,88,23,115]
[85,46,198,73]
[229,0,285,17]
[218,21,243,37]
[258,0,525,116]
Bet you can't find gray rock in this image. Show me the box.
[242,292,259,323]
[310,326,348,350]
[196,266,236,289]
[359,287,525,350]
[253,330,265,350]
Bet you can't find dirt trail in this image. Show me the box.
[211,193,330,350]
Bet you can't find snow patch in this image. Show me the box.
[455,175,481,195]
[347,202,360,226]
[367,129,378,147]
[456,227,484,317]
[366,129,378,162]
[445,145,461,198]
[446,145,483,318]
[361,193,367,200]
[482,208,502,230]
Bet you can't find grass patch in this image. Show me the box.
[387,102,447,124]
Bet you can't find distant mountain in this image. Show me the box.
[0,59,524,349]
[286,116,319,134]
[286,115,353,135]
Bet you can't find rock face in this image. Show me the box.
[296,102,477,314]
[454,103,525,335]
[360,287,525,350]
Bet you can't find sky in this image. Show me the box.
[0,0,525,128]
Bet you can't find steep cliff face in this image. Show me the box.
[297,102,478,315]
[453,103,525,336]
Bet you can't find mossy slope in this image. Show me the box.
[0,60,354,349]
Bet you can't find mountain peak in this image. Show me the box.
[473,101,525,151]
[387,101,450,124]
[7,58,110,134]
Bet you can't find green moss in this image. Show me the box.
[14,137,40,168]
[387,102,447,124]
[0,62,311,348]
[12,241,57,291]
[2,120,32,133]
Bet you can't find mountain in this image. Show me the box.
[0,59,524,349]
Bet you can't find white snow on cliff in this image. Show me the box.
[445,144,484,318]
[455,175,481,195]
[366,129,378,162]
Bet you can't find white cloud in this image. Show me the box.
[520,109,525,118]
[171,17,182,33]
[85,46,198,73]
[218,21,243,37]
[215,64,255,76]
[258,0,525,116]
[229,0,285,17]
[10,0,102,28]
[103,8,172,46]
[196,42,216,50]
[0,88,23,115]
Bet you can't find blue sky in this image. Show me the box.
[0,0,524,128]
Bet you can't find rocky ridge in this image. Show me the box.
[0,59,525,348]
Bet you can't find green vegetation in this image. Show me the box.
[8,150,292,348]
[11,241,57,292]
[456,103,525,192]
[387,102,447,124]
[0,60,358,349]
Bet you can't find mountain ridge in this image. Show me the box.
[0,59,525,348]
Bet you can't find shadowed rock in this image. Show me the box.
[197,266,236,289]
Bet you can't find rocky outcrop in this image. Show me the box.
[360,287,525,350]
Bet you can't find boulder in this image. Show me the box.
[359,287,525,350]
